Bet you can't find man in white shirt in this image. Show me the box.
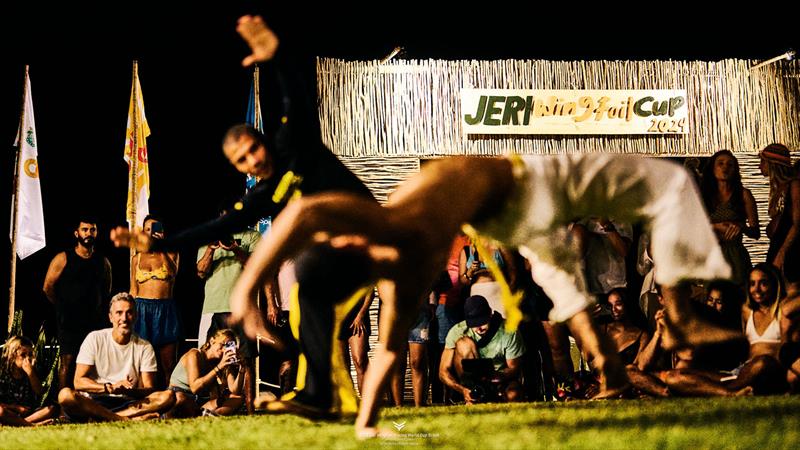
[57,293,175,421]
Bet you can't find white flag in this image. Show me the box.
[12,70,46,259]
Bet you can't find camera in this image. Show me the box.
[220,236,242,247]
[468,378,503,403]
[223,340,239,364]
[150,221,164,234]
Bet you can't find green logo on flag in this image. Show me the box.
[26,128,35,147]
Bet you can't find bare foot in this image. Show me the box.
[590,383,632,400]
[733,386,754,397]
[254,392,277,410]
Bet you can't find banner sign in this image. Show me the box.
[461,89,688,135]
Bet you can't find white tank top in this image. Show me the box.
[745,310,781,344]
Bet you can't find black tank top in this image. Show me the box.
[55,248,107,331]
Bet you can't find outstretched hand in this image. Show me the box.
[110,226,153,252]
[237,15,279,67]
[228,291,284,352]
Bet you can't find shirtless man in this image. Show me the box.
[226,151,739,437]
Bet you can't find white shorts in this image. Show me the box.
[474,153,730,322]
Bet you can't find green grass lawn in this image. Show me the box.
[4,396,800,449]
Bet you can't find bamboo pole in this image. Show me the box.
[8,66,29,334]
[129,61,139,262]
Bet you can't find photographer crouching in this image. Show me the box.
[438,295,526,404]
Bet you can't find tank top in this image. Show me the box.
[55,249,107,331]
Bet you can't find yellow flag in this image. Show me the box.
[123,61,151,227]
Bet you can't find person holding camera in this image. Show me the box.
[130,215,180,388]
[165,329,245,418]
[438,295,526,404]
[196,215,261,412]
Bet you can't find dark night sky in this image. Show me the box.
[0,2,795,338]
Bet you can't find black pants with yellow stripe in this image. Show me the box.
[284,243,373,414]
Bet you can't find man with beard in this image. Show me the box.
[44,218,112,390]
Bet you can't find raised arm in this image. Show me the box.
[228,193,394,342]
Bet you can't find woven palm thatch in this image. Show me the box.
[317,58,800,157]
[323,58,800,264]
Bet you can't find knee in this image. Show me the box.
[662,370,683,386]
[351,353,368,372]
[410,355,427,373]
[154,390,176,409]
[57,388,77,407]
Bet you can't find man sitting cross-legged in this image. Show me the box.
[57,292,175,422]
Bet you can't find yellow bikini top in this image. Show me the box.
[135,259,172,283]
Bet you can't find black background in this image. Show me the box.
[0,1,795,340]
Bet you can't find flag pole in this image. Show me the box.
[129,61,139,261]
[8,66,29,334]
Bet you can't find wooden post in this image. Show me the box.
[8,66,29,334]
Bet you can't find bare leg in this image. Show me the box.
[0,405,34,426]
[163,392,201,419]
[542,322,575,382]
[565,310,629,398]
[726,355,786,394]
[661,283,743,350]
[626,367,670,397]
[207,395,244,416]
[661,369,752,397]
[389,343,408,406]
[24,405,59,425]
[159,344,178,389]
[115,390,176,418]
[58,388,126,422]
[409,342,428,407]
[349,332,370,394]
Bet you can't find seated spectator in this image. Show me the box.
[0,336,58,426]
[780,291,800,392]
[724,263,788,394]
[57,293,175,422]
[439,295,525,404]
[629,299,751,398]
[598,289,650,367]
[166,329,245,418]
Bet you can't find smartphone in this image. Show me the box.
[150,222,164,233]
[223,340,239,364]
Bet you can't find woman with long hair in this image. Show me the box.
[701,150,759,288]
[0,336,58,426]
[130,215,181,387]
[724,263,788,394]
[760,144,800,295]
[165,329,245,417]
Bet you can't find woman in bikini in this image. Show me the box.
[725,263,788,394]
[130,215,180,387]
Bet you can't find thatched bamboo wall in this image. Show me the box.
[320,58,800,265]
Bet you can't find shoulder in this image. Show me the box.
[50,251,68,265]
